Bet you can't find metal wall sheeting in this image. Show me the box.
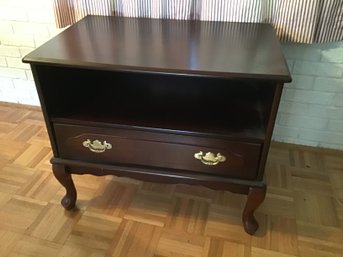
[52,0,343,43]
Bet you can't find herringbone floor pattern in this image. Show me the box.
[0,103,342,257]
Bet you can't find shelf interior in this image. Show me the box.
[36,65,275,141]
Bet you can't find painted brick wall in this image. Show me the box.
[0,1,342,150]
[274,42,343,150]
[0,0,63,105]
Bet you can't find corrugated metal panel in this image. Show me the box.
[52,0,343,43]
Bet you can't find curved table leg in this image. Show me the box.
[52,163,77,210]
[242,186,266,235]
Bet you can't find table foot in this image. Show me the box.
[242,186,266,235]
[52,163,77,210]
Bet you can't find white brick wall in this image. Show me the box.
[274,42,343,150]
[0,0,63,106]
[0,2,342,150]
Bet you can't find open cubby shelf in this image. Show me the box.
[38,65,273,140]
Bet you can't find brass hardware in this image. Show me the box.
[194,151,226,166]
[82,139,112,153]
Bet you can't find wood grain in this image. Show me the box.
[0,102,342,256]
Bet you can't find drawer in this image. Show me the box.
[53,123,262,179]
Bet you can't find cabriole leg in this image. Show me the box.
[242,186,266,235]
[52,163,77,210]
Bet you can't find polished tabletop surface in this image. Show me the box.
[23,15,291,81]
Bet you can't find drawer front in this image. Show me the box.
[54,124,261,179]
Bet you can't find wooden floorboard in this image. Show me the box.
[0,103,342,257]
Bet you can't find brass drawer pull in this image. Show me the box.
[82,139,112,153]
[194,151,226,166]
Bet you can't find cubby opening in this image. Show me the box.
[36,65,275,140]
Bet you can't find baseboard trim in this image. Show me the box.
[0,101,41,111]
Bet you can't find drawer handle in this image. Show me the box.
[194,151,226,166]
[82,139,112,153]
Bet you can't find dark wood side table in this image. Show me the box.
[23,16,291,235]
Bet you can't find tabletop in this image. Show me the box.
[23,15,291,82]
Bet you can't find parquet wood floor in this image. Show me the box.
[0,103,342,257]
